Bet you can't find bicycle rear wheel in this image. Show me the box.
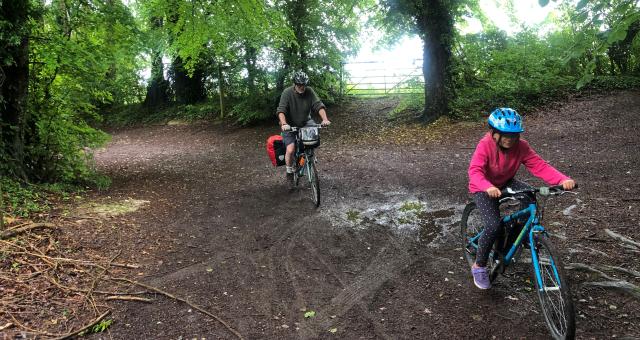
[530,235,575,340]
[460,202,500,281]
[307,157,320,207]
[461,203,481,267]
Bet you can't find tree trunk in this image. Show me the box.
[218,63,225,118]
[144,48,170,109]
[278,0,308,92]
[0,1,31,179]
[171,56,206,105]
[244,42,258,94]
[144,17,169,109]
[418,0,454,124]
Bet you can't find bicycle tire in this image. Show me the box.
[530,235,576,340]
[460,202,500,281]
[295,155,303,187]
[461,203,480,267]
[308,158,320,207]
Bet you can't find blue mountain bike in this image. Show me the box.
[461,185,576,340]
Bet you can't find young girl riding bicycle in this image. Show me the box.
[468,108,575,289]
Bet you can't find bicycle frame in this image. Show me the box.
[467,202,563,292]
[295,147,314,180]
[291,126,319,180]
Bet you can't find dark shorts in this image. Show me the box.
[282,119,315,146]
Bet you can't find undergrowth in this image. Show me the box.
[0,178,84,219]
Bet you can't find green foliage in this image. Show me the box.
[399,201,424,213]
[91,319,113,333]
[548,0,640,87]
[0,177,83,218]
[346,209,361,222]
[229,98,273,126]
[587,74,640,89]
[447,1,640,118]
[451,27,577,118]
[105,101,219,127]
[78,318,113,335]
[1,0,143,185]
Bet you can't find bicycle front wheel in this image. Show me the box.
[307,158,320,207]
[530,235,575,340]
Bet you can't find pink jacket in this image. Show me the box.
[468,133,570,193]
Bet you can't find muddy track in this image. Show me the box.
[88,91,640,339]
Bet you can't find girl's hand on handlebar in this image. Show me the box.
[486,186,501,198]
[561,179,575,191]
[281,124,291,131]
[321,120,331,127]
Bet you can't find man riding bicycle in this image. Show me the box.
[276,71,331,188]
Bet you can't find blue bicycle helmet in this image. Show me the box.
[488,108,524,133]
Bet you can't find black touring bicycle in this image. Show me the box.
[267,125,322,207]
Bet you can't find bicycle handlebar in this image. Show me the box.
[289,124,323,131]
[501,184,578,197]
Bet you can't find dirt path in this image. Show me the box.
[89,91,640,339]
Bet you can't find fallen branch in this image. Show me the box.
[583,281,640,299]
[604,229,640,248]
[47,256,139,269]
[6,249,139,270]
[105,295,153,303]
[112,277,244,340]
[0,223,57,239]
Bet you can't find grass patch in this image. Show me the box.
[346,209,361,222]
[398,201,424,213]
[79,199,149,217]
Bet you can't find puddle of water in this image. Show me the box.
[322,193,465,247]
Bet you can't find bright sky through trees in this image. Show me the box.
[345,0,561,89]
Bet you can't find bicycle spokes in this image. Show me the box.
[532,237,575,339]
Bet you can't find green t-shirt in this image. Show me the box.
[276,86,325,127]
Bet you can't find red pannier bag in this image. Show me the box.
[266,135,286,166]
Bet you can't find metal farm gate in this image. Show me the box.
[340,60,424,97]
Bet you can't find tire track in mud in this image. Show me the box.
[295,226,418,339]
[299,237,395,340]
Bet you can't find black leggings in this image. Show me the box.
[474,179,532,267]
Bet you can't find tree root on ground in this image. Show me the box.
[583,281,640,299]
[604,229,640,249]
[0,223,57,239]
[567,262,640,299]
[105,295,153,302]
[112,277,244,340]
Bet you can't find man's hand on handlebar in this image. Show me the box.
[281,124,291,132]
[321,120,331,127]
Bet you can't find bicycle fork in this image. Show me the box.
[529,226,562,292]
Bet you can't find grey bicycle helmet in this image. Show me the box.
[293,71,309,85]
